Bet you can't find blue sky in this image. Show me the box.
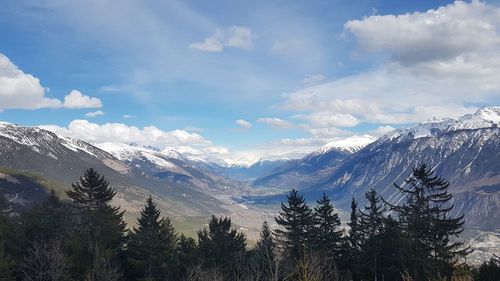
[1,0,500,164]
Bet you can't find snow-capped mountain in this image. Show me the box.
[303,107,500,231]
[382,106,500,141]
[0,122,232,217]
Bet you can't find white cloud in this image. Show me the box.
[235,119,252,129]
[257,117,293,128]
[122,114,134,119]
[39,120,227,155]
[189,34,224,52]
[0,54,104,111]
[0,53,61,110]
[305,127,353,138]
[281,1,500,126]
[189,25,256,52]
[226,26,256,50]
[85,110,104,117]
[302,112,360,128]
[62,90,103,109]
[345,0,500,64]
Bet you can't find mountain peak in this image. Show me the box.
[316,135,377,154]
[383,106,500,141]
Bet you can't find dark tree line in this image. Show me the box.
[0,165,496,281]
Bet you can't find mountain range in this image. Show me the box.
[0,107,499,248]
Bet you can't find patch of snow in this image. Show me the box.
[96,142,179,170]
[316,135,377,154]
[381,106,500,142]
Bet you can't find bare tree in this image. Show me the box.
[287,252,350,281]
[187,263,224,281]
[22,239,68,281]
[84,248,122,281]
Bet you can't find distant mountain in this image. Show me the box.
[208,159,290,182]
[253,135,376,189]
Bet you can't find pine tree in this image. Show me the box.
[358,189,385,281]
[197,216,246,275]
[177,234,197,280]
[475,256,500,281]
[66,168,126,278]
[274,189,314,262]
[21,190,72,242]
[254,221,276,278]
[159,217,179,280]
[386,164,469,280]
[375,216,408,281]
[347,198,361,251]
[0,193,16,281]
[359,189,384,238]
[311,193,343,262]
[127,196,177,281]
[345,197,361,279]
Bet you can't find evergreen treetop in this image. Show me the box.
[274,189,314,261]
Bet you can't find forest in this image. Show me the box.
[0,165,498,281]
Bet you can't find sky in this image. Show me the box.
[1,0,500,165]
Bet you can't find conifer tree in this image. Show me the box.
[358,189,385,280]
[275,189,314,262]
[359,189,384,238]
[386,164,469,280]
[0,194,15,281]
[254,221,276,278]
[311,193,343,262]
[347,198,361,251]
[66,168,126,278]
[375,216,408,281]
[177,234,197,280]
[127,196,177,281]
[21,190,72,242]
[197,216,246,275]
[345,197,361,279]
[159,217,179,280]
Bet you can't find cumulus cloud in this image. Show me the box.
[189,25,256,52]
[257,117,293,128]
[235,119,252,129]
[0,53,103,111]
[281,1,500,126]
[62,90,103,109]
[0,53,61,110]
[345,0,500,64]
[85,110,104,117]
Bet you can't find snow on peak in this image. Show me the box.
[96,142,178,170]
[316,135,377,154]
[383,106,500,141]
